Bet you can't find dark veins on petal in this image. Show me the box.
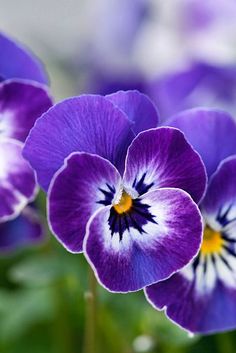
[96,183,116,206]
[132,172,154,195]
[108,198,157,241]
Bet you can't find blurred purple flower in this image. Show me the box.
[146,108,236,334]
[0,32,52,252]
[0,205,45,254]
[23,90,206,292]
[149,62,236,121]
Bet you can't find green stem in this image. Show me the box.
[83,267,97,353]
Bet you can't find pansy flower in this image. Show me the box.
[149,62,236,122]
[0,32,52,251]
[145,108,236,333]
[23,90,206,292]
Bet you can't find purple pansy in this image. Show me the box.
[23,91,206,292]
[0,79,52,221]
[145,108,236,334]
[0,32,48,84]
[149,62,236,121]
[0,205,45,254]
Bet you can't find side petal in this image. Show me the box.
[0,206,44,254]
[0,32,48,84]
[123,127,207,203]
[168,108,236,177]
[0,138,37,222]
[201,156,236,229]
[0,80,52,142]
[84,188,202,292]
[23,95,134,191]
[48,152,122,253]
[106,90,159,134]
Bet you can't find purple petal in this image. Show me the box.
[0,206,44,254]
[145,269,236,334]
[149,62,236,121]
[0,32,48,84]
[168,108,236,178]
[84,188,202,292]
[201,156,236,224]
[123,127,207,203]
[106,90,159,134]
[0,80,52,142]
[23,95,134,191]
[0,138,37,222]
[48,152,122,253]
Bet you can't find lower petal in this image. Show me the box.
[0,206,44,254]
[84,188,202,292]
[145,270,236,334]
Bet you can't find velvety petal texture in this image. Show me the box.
[0,206,44,254]
[123,127,207,203]
[0,80,52,142]
[23,95,134,191]
[0,139,37,222]
[48,152,122,253]
[84,188,202,292]
[168,108,236,177]
[145,156,236,334]
[106,90,159,134]
[0,32,48,84]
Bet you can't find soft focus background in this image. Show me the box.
[1,0,236,352]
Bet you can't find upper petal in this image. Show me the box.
[0,138,37,222]
[84,188,202,292]
[123,127,207,203]
[201,156,236,226]
[0,79,52,142]
[168,108,236,178]
[0,32,48,84]
[106,90,159,134]
[23,95,134,191]
[48,152,122,253]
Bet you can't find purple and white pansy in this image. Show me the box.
[0,32,52,251]
[23,90,207,292]
[145,108,236,334]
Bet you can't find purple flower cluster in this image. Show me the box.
[2,30,236,336]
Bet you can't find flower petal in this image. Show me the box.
[84,188,202,292]
[168,108,236,177]
[48,152,122,253]
[106,90,159,134]
[123,127,207,203]
[0,206,44,254]
[0,32,48,84]
[0,80,52,142]
[23,95,134,191]
[201,156,236,229]
[0,138,37,222]
[145,266,236,334]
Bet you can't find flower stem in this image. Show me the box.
[83,266,97,353]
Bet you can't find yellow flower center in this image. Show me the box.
[114,191,133,214]
[200,225,225,256]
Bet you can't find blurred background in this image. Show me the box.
[1,0,236,352]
